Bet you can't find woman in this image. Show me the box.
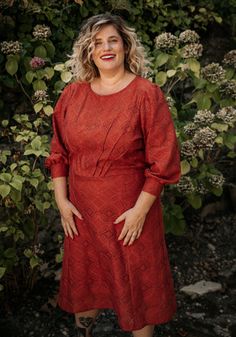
[45,13,180,337]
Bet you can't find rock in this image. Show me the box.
[180,280,222,296]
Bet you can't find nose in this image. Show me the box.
[103,41,112,50]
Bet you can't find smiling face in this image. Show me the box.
[91,24,126,75]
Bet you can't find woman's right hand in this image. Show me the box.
[57,198,83,239]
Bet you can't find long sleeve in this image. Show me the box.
[45,85,72,178]
[140,84,181,197]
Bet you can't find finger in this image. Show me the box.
[65,222,74,239]
[68,219,79,236]
[61,218,68,237]
[136,228,142,239]
[123,232,134,246]
[118,226,129,241]
[114,212,126,224]
[71,206,83,220]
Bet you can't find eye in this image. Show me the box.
[94,41,102,46]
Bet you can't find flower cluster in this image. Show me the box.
[208,174,225,188]
[30,56,45,69]
[179,30,200,44]
[33,24,51,40]
[0,0,12,8]
[193,127,217,150]
[216,106,236,123]
[166,95,175,108]
[219,80,236,100]
[193,109,215,126]
[32,90,48,103]
[155,32,178,50]
[201,63,226,84]
[177,176,195,194]
[0,41,22,55]
[181,140,197,158]
[223,50,236,69]
[183,122,197,137]
[182,43,203,59]
[196,182,208,195]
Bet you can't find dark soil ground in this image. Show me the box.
[1,209,236,337]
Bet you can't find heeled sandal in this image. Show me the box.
[74,325,94,337]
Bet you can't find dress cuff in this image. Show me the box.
[50,163,69,178]
[142,177,163,197]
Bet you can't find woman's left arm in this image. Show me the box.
[114,84,181,246]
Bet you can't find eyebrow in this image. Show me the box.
[95,35,119,41]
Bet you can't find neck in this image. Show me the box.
[98,68,127,87]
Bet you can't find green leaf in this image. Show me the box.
[25,71,35,84]
[211,123,228,132]
[187,59,200,77]
[31,137,41,150]
[0,185,11,198]
[0,267,6,279]
[9,180,22,192]
[54,80,65,92]
[213,15,222,24]
[44,41,55,58]
[197,95,211,110]
[190,157,198,168]
[215,136,223,144]
[4,248,16,258]
[0,284,4,291]
[187,194,202,209]
[29,178,39,188]
[54,63,65,71]
[2,120,9,127]
[61,71,72,83]
[44,67,54,79]
[211,186,223,196]
[225,68,235,80]
[5,58,18,76]
[24,249,33,258]
[34,102,44,113]
[155,53,169,67]
[227,151,236,158]
[34,46,47,58]
[198,149,204,160]
[33,79,47,91]
[167,69,176,77]
[155,71,167,87]
[207,83,218,93]
[43,105,53,116]
[180,160,191,175]
[30,256,39,269]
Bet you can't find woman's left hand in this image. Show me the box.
[114,207,147,246]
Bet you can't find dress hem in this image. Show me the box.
[57,299,177,331]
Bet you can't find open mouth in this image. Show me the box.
[100,54,116,61]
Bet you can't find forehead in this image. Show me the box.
[94,24,121,39]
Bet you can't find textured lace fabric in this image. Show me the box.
[45,75,181,331]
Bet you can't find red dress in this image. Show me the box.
[45,75,180,331]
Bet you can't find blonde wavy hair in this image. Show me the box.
[67,13,150,82]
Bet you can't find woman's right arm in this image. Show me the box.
[45,84,82,239]
[53,177,83,239]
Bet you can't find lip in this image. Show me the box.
[100,54,116,60]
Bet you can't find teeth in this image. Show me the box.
[101,55,115,59]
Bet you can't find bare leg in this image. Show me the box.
[132,324,155,337]
[74,309,101,337]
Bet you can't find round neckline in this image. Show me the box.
[88,75,139,97]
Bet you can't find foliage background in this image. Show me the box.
[0,0,235,301]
